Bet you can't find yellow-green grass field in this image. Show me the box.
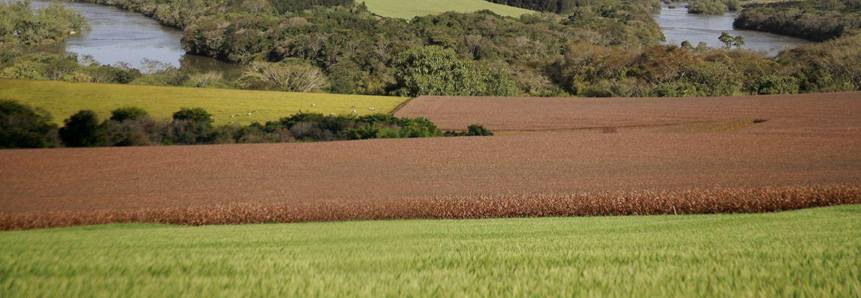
[0,79,407,126]
[1,205,860,297]
[362,0,534,19]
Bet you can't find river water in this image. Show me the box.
[9,0,237,72]
[653,3,809,55]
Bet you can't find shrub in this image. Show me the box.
[104,116,166,146]
[755,75,799,95]
[0,100,58,148]
[445,124,494,137]
[110,107,149,122]
[172,107,213,126]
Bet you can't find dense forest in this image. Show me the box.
[1,0,861,97]
[0,1,88,45]
[687,0,740,15]
[735,0,861,41]
[481,0,661,14]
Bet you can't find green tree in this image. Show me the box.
[59,110,107,147]
[392,46,517,97]
[0,100,58,148]
[718,32,734,49]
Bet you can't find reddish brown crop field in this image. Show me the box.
[2,92,860,229]
[394,92,861,132]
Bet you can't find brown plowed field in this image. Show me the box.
[394,92,861,132]
[2,92,861,229]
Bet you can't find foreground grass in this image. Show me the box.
[0,79,406,125]
[1,206,859,297]
[362,0,533,19]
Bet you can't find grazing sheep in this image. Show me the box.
[230,115,236,118]
[352,110,357,114]
[247,113,252,116]
[311,103,316,107]
[368,107,375,111]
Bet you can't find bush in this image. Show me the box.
[0,100,58,148]
[445,124,494,137]
[755,75,799,95]
[58,110,108,147]
[110,107,149,122]
[172,107,214,126]
[104,116,166,146]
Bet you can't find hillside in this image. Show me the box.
[360,0,533,18]
[0,79,406,125]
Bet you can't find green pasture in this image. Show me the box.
[0,79,407,125]
[362,0,534,19]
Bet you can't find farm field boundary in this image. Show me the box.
[2,185,859,230]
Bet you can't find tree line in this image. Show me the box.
[0,100,492,149]
[687,0,740,15]
[735,0,861,41]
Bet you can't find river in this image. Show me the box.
[9,0,238,73]
[653,3,809,56]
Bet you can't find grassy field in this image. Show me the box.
[1,205,859,297]
[361,0,533,19]
[0,79,406,125]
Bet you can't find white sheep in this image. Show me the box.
[368,107,375,111]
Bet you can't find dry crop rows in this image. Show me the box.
[2,185,858,230]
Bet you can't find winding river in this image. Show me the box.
[653,3,809,55]
[11,0,237,73]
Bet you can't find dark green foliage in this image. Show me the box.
[275,112,443,141]
[484,0,660,14]
[734,0,861,41]
[104,116,165,146]
[58,110,107,147]
[28,104,479,148]
[110,107,149,122]
[0,52,142,83]
[445,124,494,137]
[687,0,739,15]
[267,0,355,14]
[172,107,214,126]
[0,100,58,148]
[0,1,88,46]
[755,75,799,95]
[392,46,518,97]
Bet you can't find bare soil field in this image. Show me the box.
[2,92,860,229]
[394,92,861,133]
